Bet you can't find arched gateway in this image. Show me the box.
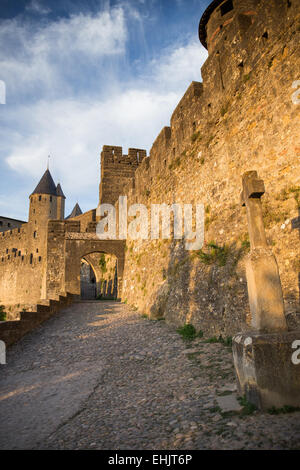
[44,219,125,302]
[64,234,125,299]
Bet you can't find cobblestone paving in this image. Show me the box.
[0,301,299,450]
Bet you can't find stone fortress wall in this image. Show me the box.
[0,217,25,233]
[0,177,71,316]
[99,0,300,335]
[0,215,52,318]
[0,0,299,339]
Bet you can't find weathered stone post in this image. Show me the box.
[232,171,300,409]
[241,171,287,332]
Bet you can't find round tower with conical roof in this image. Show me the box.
[29,169,65,225]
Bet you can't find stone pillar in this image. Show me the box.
[241,171,287,332]
[233,171,300,409]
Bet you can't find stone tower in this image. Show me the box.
[99,146,147,206]
[198,0,294,101]
[198,0,263,54]
[29,169,65,225]
[56,183,66,220]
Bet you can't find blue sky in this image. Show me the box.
[0,0,210,220]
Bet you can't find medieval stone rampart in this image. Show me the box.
[101,0,300,335]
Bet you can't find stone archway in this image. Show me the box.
[79,252,118,300]
[84,252,118,299]
[64,234,125,298]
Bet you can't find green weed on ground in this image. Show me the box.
[203,335,232,347]
[238,396,257,416]
[177,323,203,341]
[268,405,300,415]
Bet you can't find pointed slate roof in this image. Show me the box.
[66,203,82,219]
[56,183,66,199]
[31,169,57,196]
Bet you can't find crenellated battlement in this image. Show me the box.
[0,225,27,240]
[0,225,29,258]
[101,146,147,167]
[99,146,147,205]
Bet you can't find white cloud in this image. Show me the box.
[151,40,207,91]
[4,89,179,194]
[0,8,127,96]
[0,5,208,217]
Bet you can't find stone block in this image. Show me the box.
[233,331,300,409]
[216,395,243,413]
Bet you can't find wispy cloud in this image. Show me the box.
[0,2,208,218]
[151,39,206,92]
[0,7,127,98]
[25,0,51,15]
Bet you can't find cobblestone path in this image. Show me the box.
[0,301,299,450]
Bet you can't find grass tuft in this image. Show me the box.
[268,405,300,415]
[238,396,257,415]
[177,323,203,341]
[197,242,229,267]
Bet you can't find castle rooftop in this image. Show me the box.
[56,183,66,199]
[31,169,57,197]
[66,203,82,219]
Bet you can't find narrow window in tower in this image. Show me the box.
[50,196,52,202]
[39,195,41,201]
[30,254,33,264]
[221,0,233,16]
